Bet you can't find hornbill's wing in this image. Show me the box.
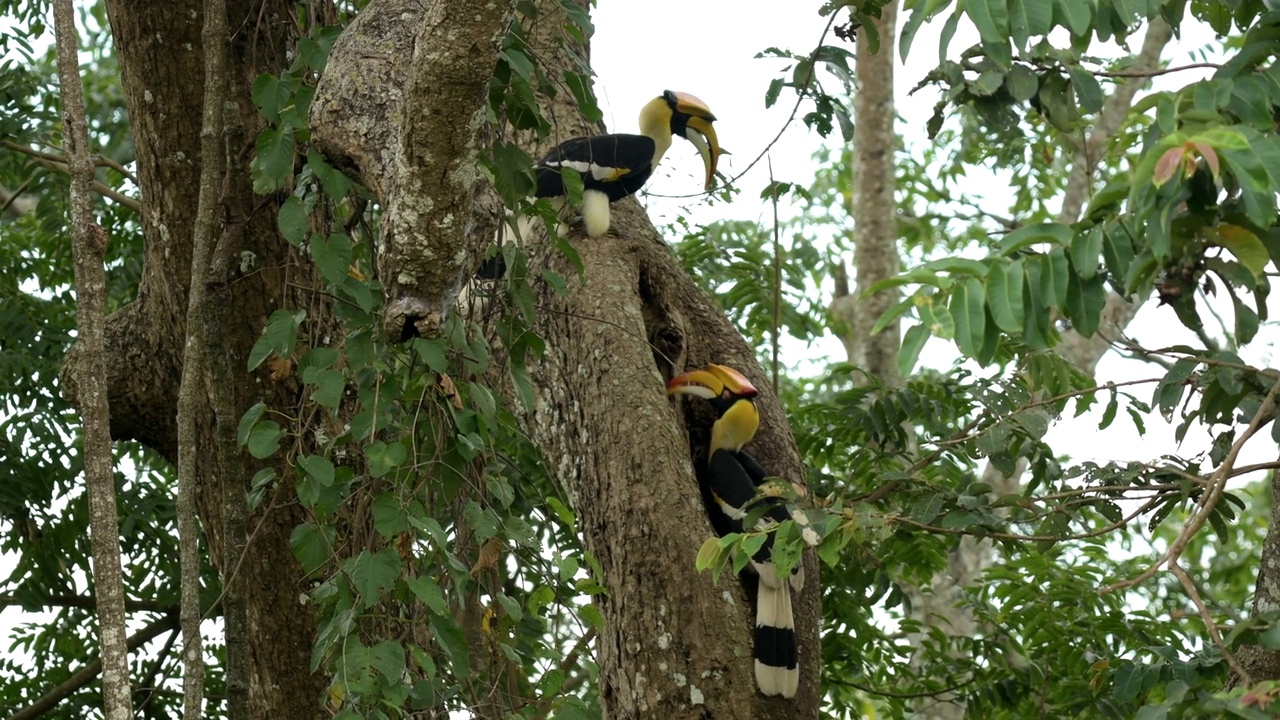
[535,134,656,201]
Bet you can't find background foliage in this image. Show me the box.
[5,0,1280,717]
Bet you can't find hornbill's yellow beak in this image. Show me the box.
[665,91,721,192]
[667,363,758,401]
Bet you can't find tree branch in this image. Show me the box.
[7,611,177,720]
[50,0,134,716]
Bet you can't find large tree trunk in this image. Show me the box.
[311,0,821,716]
[62,0,328,714]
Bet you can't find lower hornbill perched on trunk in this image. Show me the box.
[667,363,802,699]
[533,89,721,238]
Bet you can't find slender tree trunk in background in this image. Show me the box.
[832,0,900,385]
[174,0,231,713]
[63,0,330,713]
[51,0,134,717]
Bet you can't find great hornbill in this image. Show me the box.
[533,89,721,238]
[667,363,802,699]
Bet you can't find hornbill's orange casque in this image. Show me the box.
[533,90,721,238]
[667,363,803,699]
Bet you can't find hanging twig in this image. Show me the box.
[49,1,134,719]
[768,156,781,395]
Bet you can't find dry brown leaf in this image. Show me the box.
[266,354,294,381]
[438,373,463,410]
[469,537,503,577]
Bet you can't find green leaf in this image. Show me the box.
[918,294,956,339]
[247,420,283,459]
[429,613,470,678]
[237,402,267,446]
[898,323,931,377]
[298,454,335,487]
[1006,64,1039,101]
[309,368,345,409]
[368,641,406,683]
[560,164,585,207]
[966,0,1009,47]
[248,309,304,370]
[1054,0,1091,36]
[1040,248,1070,310]
[1231,292,1260,345]
[310,233,353,287]
[695,536,723,572]
[407,574,448,615]
[290,523,335,577]
[562,70,602,123]
[950,278,987,359]
[938,9,963,64]
[918,257,990,277]
[971,68,1006,97]
[371,493,408,539]
[251,73,290,122]
[413,337,449,373]
[764,77,785,108]
[366,440,408,477]
[1212,224,1270,278]
[1067,65,1104,114]
[999,222,1073,255]
[900,0,934,61]
[1065,273,1106,338]
[252,128,295,193]
[278,196,308,246]
[985,258,1025,334]
[344,548,402,608]
[1070,226,1104,280]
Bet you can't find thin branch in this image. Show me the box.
[1171,561,1251,685]
[1094,62,1221,78]
[2,140,138,183]
[825,674,975,699]
[1101,375,1280,594]
[893,494,1161,543]
[648,11,839,199]
[0,594,172,613]
[7,611,177,720]
[134,626,180,718]
[0,178,34,217]
[3,140,142,212]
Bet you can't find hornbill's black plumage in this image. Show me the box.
[667,363,802,699]
[533,90,720,238]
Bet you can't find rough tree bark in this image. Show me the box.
[61,0,329,714]
[310,0,821,717]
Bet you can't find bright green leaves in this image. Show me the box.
[986,258,1025,334]
[876,220,1109,364]
[949,277,987,359]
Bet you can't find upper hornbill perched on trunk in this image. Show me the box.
[534,89,721,238]
[667,363,802,699]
